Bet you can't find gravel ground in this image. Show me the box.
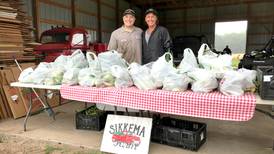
[0,133,106,154]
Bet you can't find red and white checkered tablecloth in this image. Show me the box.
[60,85,256,121]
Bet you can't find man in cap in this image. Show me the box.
[108,9,142,64]
[142,8,172,64]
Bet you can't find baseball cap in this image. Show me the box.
[123,9,136,17]
[145,8,158,17]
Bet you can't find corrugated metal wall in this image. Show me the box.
[22,0,140,44]
[164,1,274,52]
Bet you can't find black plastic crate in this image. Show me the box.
[151,116,207,151]
[75,105,107,131]
[257,67,274,100]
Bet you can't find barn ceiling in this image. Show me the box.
[127,0,273,10]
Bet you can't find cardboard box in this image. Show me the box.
[3,85,26,119]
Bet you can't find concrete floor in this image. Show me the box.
[0,102,273,154]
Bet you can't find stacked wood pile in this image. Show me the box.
[0,0,36,64]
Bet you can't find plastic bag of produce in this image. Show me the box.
[238,68,256,91]
[53,55,69,69]
[97,50,127,72]
[31,62,51,84]
[94,71,115,88]
[86,52,101,73]
[110,65,133,88]
[62,68,80,85]
[129,63,157,90]
[151,52,177,88]
[219,70,245,96]
[18,67,34,83]
[188,68,218,93]
[198,43,232,72]
[78,68,97,87]
[66,49,88,70]
[162,72,192,91]
[178,48,199,73]
[220,69,257,96]
[44,67,65,85]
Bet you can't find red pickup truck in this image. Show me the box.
[34,27,107,62]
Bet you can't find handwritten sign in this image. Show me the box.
[100,115,152,154]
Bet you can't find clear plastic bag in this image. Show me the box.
[162,73,192,92]
[78,68,97,87]
[178,48,199,73]
[198,43,232,72]
[129,63,157,90]
[151,52,177,88]
[97,50,127,72]
[188,68,218,93]
[62,68,80,85]
[110,65,133,88]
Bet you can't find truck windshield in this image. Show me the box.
[41,32,70,43]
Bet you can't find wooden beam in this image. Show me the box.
[115,0,119,28]
[32,0,40,41]
[97,0,102,42]
[71,0,76,27]
[157,0,274,10]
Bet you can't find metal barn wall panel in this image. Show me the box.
[101,18,116,32]
[102,32,111,43]
[216,4,247,20]
[100,0,116,43]
[187,7,214,18]
[51,0,71,7]
[250,2,274,15]
[101,5,115,19]
[75,12,97,29]
[75,0,97,14]
[22,0,33,17]
[119,0,130,11]
[101,0,115,7]
[248,24,272,34]
[164,1,274,52]
[40,2,72,25]
[132,6,142,27]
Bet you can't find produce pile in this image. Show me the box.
[18,44,257,96]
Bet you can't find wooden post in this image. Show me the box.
[32,0,40,42]
[97,0,102,42]
[115,0,119,28]
[71,0,76,27]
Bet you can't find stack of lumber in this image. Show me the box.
[0,0,36,64]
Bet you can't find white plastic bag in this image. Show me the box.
[162,73,192,92]
[178,48,199,73]
[151,52,177,87]
[94,71,115,88]
[111,65,133,88]
[78,68,97,87]
[97,50,127,72]
[44,67,65,85]
[62,68,80,85]
[32,62,51,84]
[238,68,257,91]
[18,67,34,83]
[53,55,69,69]
[198,43,232,72]
[219,70,245,96]
[66,49,88,70]
[129,63,157,90]
[86,52,101,73]
[188,68,218,93]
